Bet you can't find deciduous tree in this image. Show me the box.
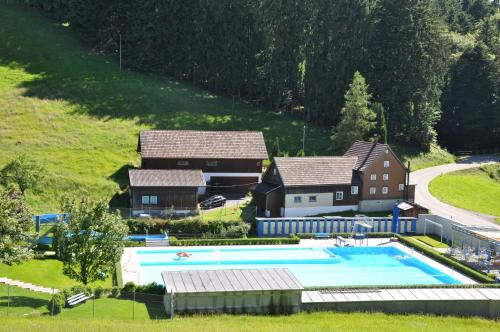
[55,198,128,285]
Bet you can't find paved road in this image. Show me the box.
[410,155,500,228]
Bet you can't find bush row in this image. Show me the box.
[295,232,393,239]
[126,217,249,238]
[305,283,500,291]
[396,235,496,283]
[169,236,300,246]
[47,282,165,315]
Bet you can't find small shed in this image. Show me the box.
[162,268,304,317]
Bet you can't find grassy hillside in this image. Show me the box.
[0,4,331,212]
[429,165,500,220]
[0,4,455,213]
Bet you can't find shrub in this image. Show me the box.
[47,292,65,315]
[135,282,165,295]
[396,235,495,283]
[169,236,300,246]
[110,287,121,298]
[295,232,392,239]
[122,281,137,292]
[93,286,105,298]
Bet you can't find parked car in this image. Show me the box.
[200,195,227,210]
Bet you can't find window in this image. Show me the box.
[150,196,158,205]
[206,161,218,167]
[382,187,388,195]
[399,183,405,191]
[385,149,389,154]
[335,191,344,200]
[370,174,377,181]
[383,173,389,181]
[369,187,376,195]
[309,196,317,203]
[273,168,277,176]
[257,161,261,166]
[177,160,189,166]
[384,160,390,168]
[294,196,302,203]
[141,196,150,204]
[351,186,359,195]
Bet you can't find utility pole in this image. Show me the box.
[302,125,306,153]
[118,31,122,72]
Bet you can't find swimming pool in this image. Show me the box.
[134,246,462,287]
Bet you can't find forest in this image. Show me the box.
[31,0,499,151]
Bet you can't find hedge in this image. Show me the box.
[169,236,300,246]
[295,232,393,239]
[126,217,248,237]
[396,234,495,283]
[305,283,500,291]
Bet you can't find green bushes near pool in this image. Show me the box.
[168,236,300,246]
[396,235,495,283]
[126,218,250,238]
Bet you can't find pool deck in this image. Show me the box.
[302,288,500,318]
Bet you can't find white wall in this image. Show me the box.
[359,199,404,212]
[285,192,333,208]
[283,205,358,218]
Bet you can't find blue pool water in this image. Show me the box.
[136,246,461,287]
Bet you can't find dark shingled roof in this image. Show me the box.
[162,268,303,293]
[343,140,396,171]
[273,157,357,187]
[128,169,205,187]
[139,130,268,159]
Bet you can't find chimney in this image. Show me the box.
[372,133,379,144]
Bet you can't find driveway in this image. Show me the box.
[410,155,500,228]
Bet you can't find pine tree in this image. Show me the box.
[331,71,376,153]
[373,102,388,144]
[368,0,451,148]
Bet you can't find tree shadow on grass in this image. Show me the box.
[107,164,134,208]
[0,295,48,309]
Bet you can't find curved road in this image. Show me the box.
[410,155,500,228]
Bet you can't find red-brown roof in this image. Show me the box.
[139,130,268,159]
[128,169,205,187]
[273,157,357,187]
[343,140,404,171]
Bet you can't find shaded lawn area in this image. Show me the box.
[429,167,500,220]
[411,235,449,248]
[2,311,500,332]
[0,284,50,317]
[0,258,112,289]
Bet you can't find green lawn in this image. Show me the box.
[0,258,112,289]
[1,311,499,332]
[394,144,456,171]
[429,166,500,220]
[0,284,51,317]
[411,235,450,249]
[0,4,331,213]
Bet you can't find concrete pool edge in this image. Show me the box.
[121,239,476,286]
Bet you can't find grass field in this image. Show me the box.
[0,258,111,289]
[0,4,456,214]
[1,311,499,332]
[429,166,500,220]
[412,235,450,248]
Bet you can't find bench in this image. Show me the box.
[314,233,330,239]
[67,292,91,307]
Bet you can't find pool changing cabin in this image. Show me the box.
[162,268,304,317]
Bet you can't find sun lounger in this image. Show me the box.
[314,233,330,239]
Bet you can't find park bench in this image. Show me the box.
[314,233,330,239]
[67,292,92,307]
